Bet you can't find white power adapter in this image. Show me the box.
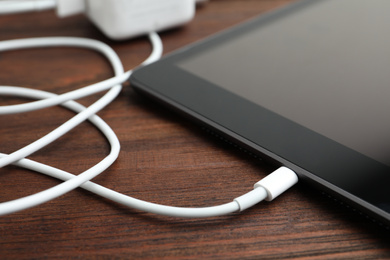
[57,0,196,40]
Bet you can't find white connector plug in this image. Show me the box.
[254,167,298,201]
[234,167,298,211]
[56,0,86,17]
[57,0,196,40]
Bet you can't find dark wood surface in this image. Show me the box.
[0,0,389,258]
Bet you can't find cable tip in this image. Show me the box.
[254,166,298,201]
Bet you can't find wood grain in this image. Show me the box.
[0,0,389,258]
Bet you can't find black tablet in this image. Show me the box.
[130,0,390,227]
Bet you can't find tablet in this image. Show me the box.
[130,0,390,227]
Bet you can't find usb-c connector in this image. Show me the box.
[234,167,298,211]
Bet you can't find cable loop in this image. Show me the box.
[0,33,161,214]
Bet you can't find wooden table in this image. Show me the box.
[0,1,389,258]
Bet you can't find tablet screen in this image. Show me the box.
[179,0,390,167]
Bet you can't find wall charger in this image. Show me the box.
[57,0,196,40]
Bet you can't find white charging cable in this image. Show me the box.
[0,0,56,14]
[0,26,298,218]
